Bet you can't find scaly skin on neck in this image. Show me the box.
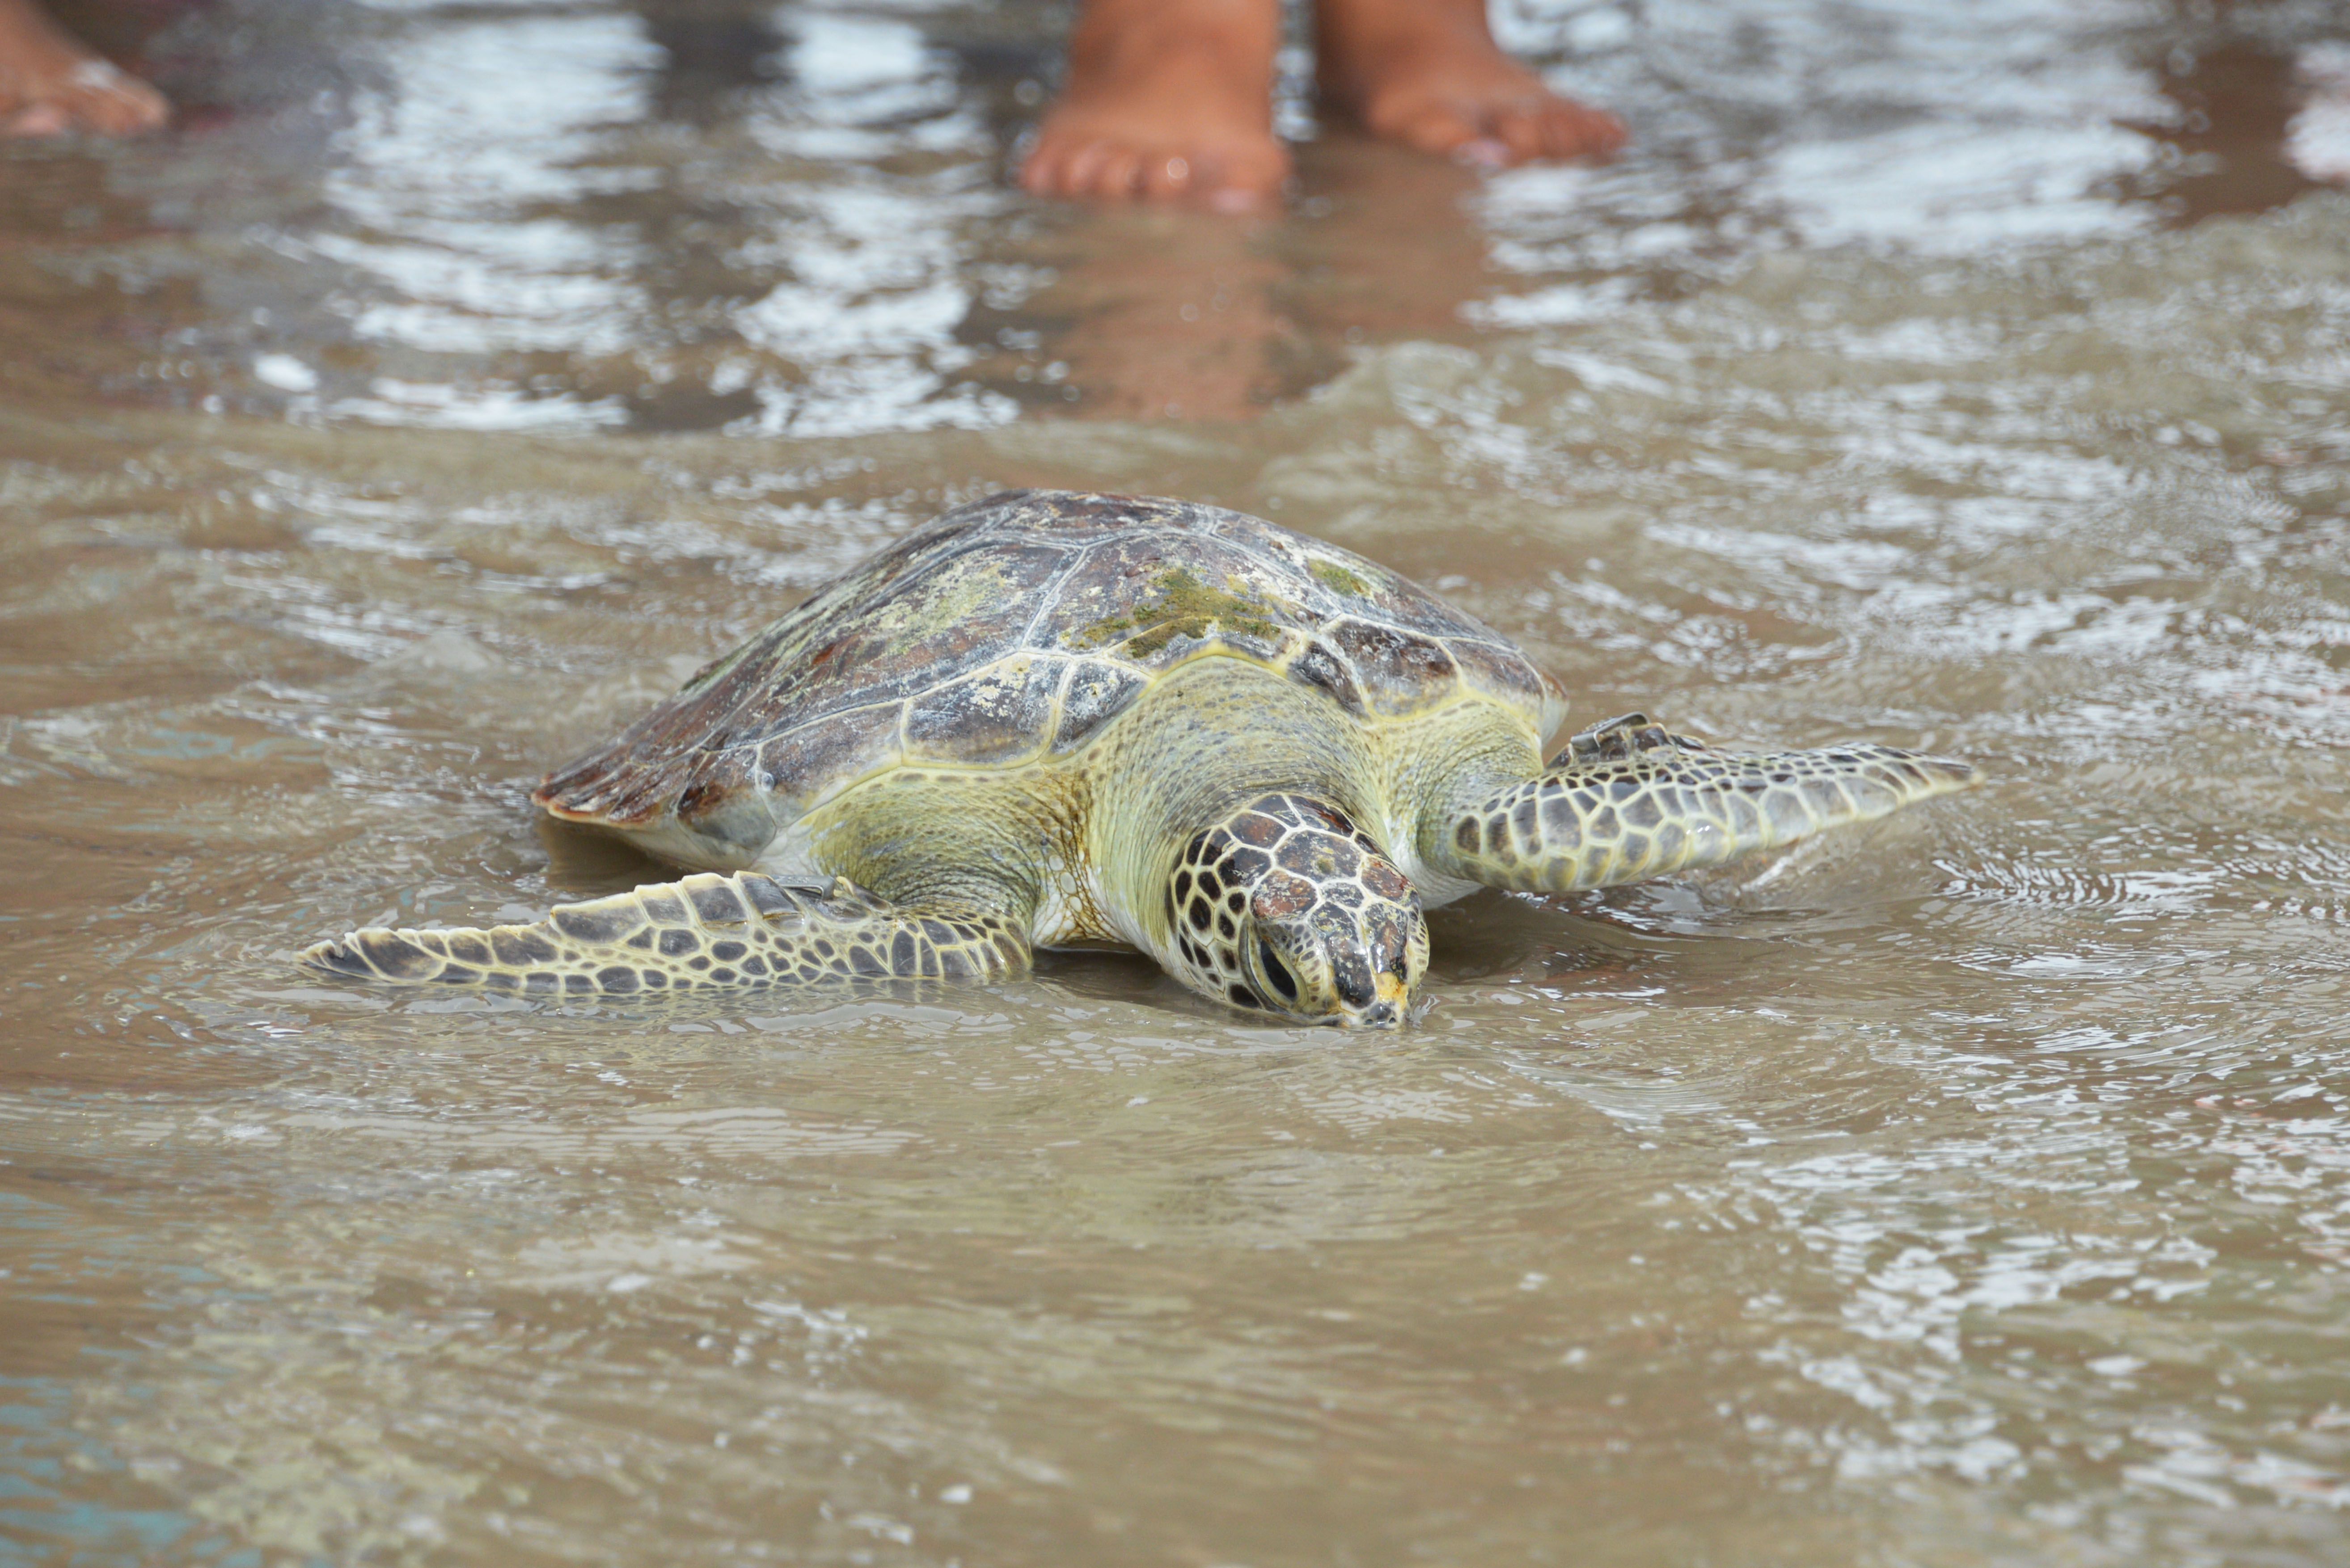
[1079,656,1439,1022]
[1086,658,1377,949]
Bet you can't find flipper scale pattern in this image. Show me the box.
[300,872,1031,995]
[1445,715,1977,894]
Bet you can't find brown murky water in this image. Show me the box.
[4,1,2350,1563]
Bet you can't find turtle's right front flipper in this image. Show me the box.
[300,872,1031,996]
[1433,713,1977,895]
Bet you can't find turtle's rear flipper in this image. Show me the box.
[1437,716,1977,894]
[300,872,1030,996]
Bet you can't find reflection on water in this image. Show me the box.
[4,0,2350,1564]
[3,0,2346,430]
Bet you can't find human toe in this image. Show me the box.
[1490,102,1552,162]
[1378,98,1485,159]
[4,101,69,137]
[1140,151,1194,199]
[1545,100,1625,157]
[2,59,171,139]
[1087,143,1146,198]
[1484,99,1625,164]
[1195,141,1289,208]
[1055,138,1117,195]
[1025,139,1153,203]
[77,77,169,136]
[1020,133,1081,196]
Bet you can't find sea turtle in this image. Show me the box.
[302,490,1974,1026]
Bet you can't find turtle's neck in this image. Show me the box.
[1084,655,1382,956]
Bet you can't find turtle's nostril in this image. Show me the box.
[1358,1002,1400,1028]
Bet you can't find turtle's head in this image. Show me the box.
[1167,795,1427,1027]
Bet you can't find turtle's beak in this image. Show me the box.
[1339,972,1410,1029]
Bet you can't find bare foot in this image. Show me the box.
[1021,0,1288,212]
[1317,0,1623,168]
[0,0,167,138]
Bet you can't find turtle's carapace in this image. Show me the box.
[301,491,1975,1026]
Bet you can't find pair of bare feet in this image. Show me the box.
[1022,0,1624,210]
[0,0,1622,208]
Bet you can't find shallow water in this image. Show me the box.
[4,0,2350,1564]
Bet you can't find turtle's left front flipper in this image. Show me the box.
[1434,714,1977,894]
[300,872,1031,996]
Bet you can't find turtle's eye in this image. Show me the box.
[1256,939,1298,1003]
